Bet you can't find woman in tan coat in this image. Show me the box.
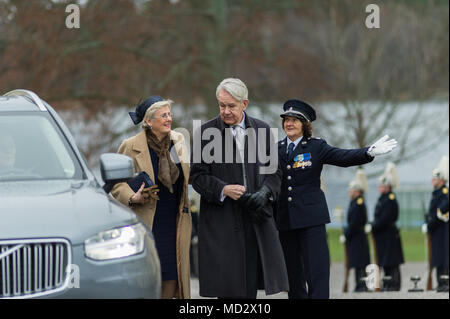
[112,96,191,299]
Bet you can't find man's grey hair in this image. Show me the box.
[216,78,249,102]
[142,99,174,129]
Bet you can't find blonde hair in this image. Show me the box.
[142,99,174,129]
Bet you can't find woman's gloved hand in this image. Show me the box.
[367,135,398,157]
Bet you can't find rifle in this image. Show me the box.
[343,240,350,293]
[333,205,350,293]
[422,200,433,291]
[426,232,433,291]
[370,230,381,292]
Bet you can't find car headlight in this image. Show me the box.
[84,223,147,260]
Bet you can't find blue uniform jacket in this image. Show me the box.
[345,196,371,268]
[275,136,374,231]
[427,185,449,268]
[372,192,405,267]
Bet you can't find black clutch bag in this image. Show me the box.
[127,171,154,192]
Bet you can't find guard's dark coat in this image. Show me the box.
[345,196,371,268]
[190,113,289,298]
[427,185,449,268]
[372,192,405,267]
[275,137,374,231]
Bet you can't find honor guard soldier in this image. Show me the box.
[275,99,397,299]
[367,162,404,291]
[341,169,371,292]
[423,155,449,292]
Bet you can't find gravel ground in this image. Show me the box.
[190,262,449,299]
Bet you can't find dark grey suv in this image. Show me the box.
[0,90,161,298]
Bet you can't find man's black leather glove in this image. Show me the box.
[236,186,272,224]
[246,185,272,212]
[248,207,272,224]
[237,192,252,206]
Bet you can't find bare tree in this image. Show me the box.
[0,0,448,169]
[283,1,449,177]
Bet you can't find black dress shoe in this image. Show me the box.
[436,285,449,292]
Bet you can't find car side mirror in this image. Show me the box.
[100,153,135,193]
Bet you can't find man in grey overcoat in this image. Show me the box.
[190,78,289,298]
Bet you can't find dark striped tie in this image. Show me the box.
[287,142,295,158]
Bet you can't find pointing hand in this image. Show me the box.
[367,135,397,157]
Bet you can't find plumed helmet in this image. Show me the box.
[349,168,369,192]
[378,162,399,189]
[432,155,449,181]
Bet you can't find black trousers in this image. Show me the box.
[437,268,449,289]
[383,266,401,291]
[279,225,330,299]
[354,268,367,292]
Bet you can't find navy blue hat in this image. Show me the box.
[129,95,164,125]
[280,99,316,122]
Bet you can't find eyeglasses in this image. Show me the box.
[152,112,174,119]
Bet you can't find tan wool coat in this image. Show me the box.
[111,129,192,299]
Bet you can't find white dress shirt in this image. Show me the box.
[220,113,246,202]
[286,135,303,153]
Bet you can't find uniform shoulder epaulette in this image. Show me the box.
[311,136,322,140]
[389,193,396,200]
[443,187,448,195]
[357,197,364,205]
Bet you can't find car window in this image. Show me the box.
[0,112,84,181]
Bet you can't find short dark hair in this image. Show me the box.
[282,117,313,139]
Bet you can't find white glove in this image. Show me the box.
[437,209,449,222]
[421,223,428,234]
[367,135,398,157]
[339,235,346,244]
[364,224,372,234]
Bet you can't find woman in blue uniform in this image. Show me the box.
[368,162,404,291]
[276,99,397,299]
[341,169,371,292]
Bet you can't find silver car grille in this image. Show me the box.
[0,239,71,298]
